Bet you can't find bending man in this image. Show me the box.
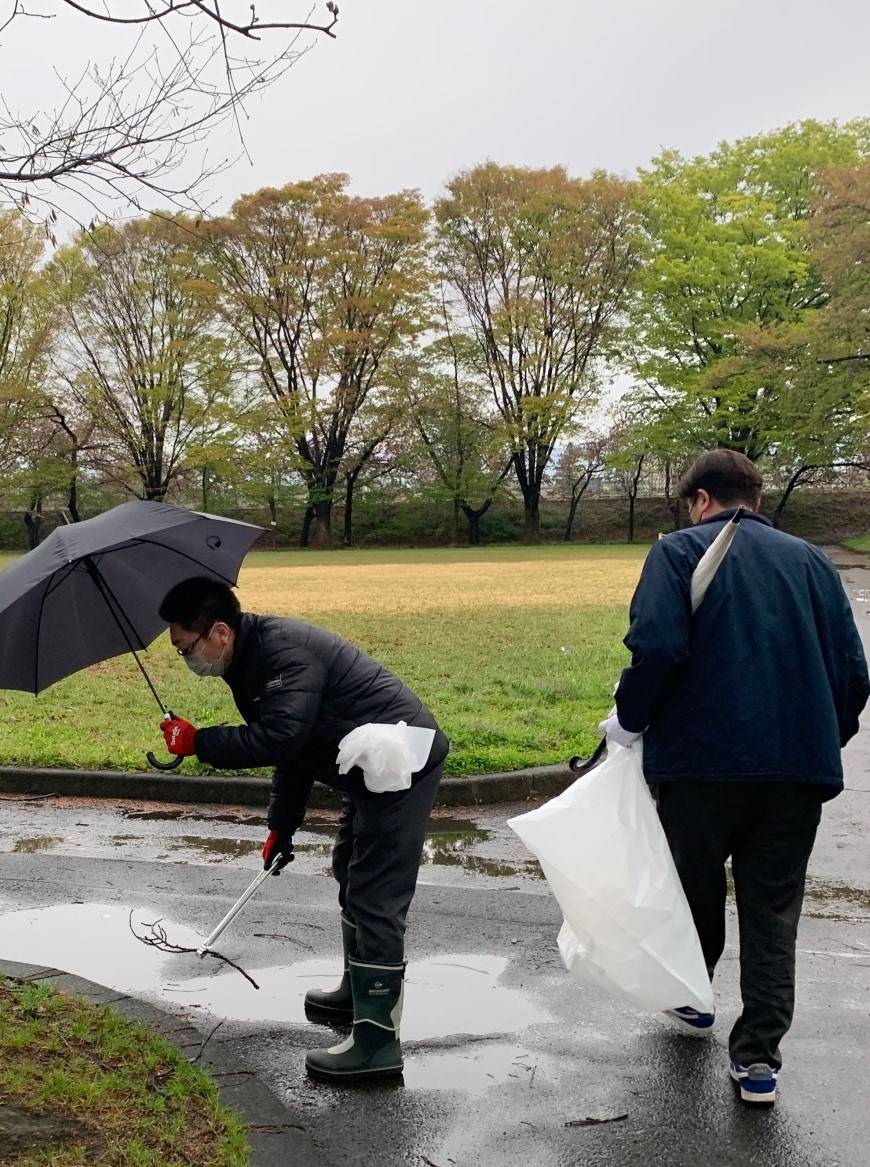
[157,576,449,1084]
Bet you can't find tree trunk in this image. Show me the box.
[343,470,360,548]
[67,461,81,523]
[772,467,814,529]
[300,505,314,548]
[628,493,636,543]
[564,494,581,542]
[461,501,491,546]
[664,459,679,531]
[201,465,209,512]
[23,495,43,550]
[523,490,541,544]
[451,497,461,546]
[309,499,333,549]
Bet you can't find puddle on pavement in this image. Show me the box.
[0,903,548,1043]
[404,1041,551,1092]
[12,836,63,853]
[427,817,492,837]
[167,835,263,860]
[421,842,544,881]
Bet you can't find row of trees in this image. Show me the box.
[1,119,868,547]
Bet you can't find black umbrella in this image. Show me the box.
[0,500,262,768]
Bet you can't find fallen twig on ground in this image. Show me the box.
[0,792,56,801]
[565,1113,629,1128]
[128,913,260,990]
[253,932,314,951]
[190,1019,224,1064]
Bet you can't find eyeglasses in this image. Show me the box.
[176,626,213,658]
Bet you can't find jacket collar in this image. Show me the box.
[224,611,256,684]
[698,508,772,528]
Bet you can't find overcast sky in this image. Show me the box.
[3,0,869,218]
[228,0,870,204]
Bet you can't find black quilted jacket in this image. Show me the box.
[194,613,448,832]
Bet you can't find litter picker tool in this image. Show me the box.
[196,856,282,956]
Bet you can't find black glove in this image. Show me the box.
[262,828,294,874]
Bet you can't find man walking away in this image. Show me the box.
[601,450,869,1104]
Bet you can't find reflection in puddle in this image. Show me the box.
[0,904,547,1043]
[167,835,262,860]
[405,1042,549,1093]
[422,835,543,880]
[12,836,63,853]
[428,817,492,838]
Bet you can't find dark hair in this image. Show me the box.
[678,449,763,508]
[159,576,242,634]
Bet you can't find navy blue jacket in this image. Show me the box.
[614,511,869,797]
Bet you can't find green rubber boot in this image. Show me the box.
[305,957,405,1083]
[304,914,357,1024]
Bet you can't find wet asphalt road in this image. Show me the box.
[0,564,868,1166]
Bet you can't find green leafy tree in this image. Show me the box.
[49,216,237,501]
[201,175,430,548]
[549,434,610,542]
[0,210,52,475]
[406,336,512,546]
[435,163,639,542]
[630,119,870,461]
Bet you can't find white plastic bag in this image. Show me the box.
[508,741,714,1014]
[336,721,436,794]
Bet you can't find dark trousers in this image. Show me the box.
[656,781,823,1070]
[331,764,443,964]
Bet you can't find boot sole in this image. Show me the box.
[305,1061,404,1083]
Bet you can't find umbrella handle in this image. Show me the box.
[147,708,184,770]
[146,750,184,771]
[568,736,607,776]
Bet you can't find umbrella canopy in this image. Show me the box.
[0,501,262,694]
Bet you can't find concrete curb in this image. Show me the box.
[0,957,316,1167]
[0,761,577,808]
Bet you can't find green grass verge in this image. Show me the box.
[0,976,249,1167]
[0,546,642,776]
[843,535,870,553]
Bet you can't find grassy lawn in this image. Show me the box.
[0,976,248,1167]
[0,545,647,776]
[844,535,870,553]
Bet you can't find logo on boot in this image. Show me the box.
[369,980,389,996]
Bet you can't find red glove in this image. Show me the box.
[161,716,197,757]
[262,828,294,873]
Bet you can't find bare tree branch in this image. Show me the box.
[0,2,340,219]
[129,912,261,990]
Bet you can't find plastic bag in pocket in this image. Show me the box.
[336,721,436,794]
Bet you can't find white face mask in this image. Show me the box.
[184,645,228,678]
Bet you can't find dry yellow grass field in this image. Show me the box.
[0,545,647,776]
[236,551,641,617]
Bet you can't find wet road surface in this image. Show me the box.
[0,566,867,1165]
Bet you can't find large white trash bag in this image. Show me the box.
[508,741,714,1014]
[337,721,436,794]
